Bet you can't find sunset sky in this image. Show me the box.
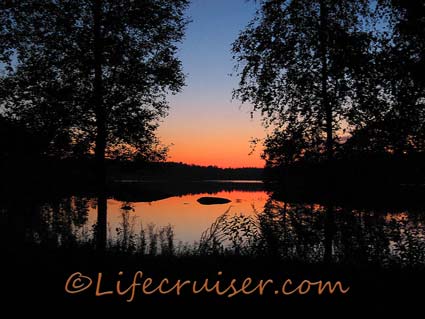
[158,0,266,168]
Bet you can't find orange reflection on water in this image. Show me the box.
[89,190,268,243]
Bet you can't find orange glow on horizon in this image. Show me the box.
[168,159,264,169]
[158,102,266,168]
[165,141,265,168]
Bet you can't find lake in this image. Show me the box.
[88,189,269,244]
[2,180,425,266]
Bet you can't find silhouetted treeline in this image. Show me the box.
[0,155,263,195]
[265,152,425,207]
[108,161,264,181]
[233,0,425,180]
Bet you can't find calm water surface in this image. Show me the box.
[88,189,268,243]
[2,180,425,265]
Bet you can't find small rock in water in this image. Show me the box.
[197,197,231,205]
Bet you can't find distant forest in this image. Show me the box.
[0,156,263,185]
[108,161,264,181]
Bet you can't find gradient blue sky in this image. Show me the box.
[158,0,266,168]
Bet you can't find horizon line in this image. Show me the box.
[164,160,264,170]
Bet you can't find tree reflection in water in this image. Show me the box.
[200,198,425,266]
[2,194,425,267]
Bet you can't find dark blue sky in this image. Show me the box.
[178,0,257,95]
[159,0,265,167]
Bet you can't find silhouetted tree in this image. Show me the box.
[391,0,425,153]
[0,0,189,182]
[0,0,188,252]
[232,0,372,167]
[0,2,15,64]
[346,0,425,155]
[232,1,377,262]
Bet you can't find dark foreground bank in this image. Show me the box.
[3,244,424,317]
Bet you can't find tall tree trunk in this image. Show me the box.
[319,1,333,163]
[319,1,335,263]
[93,0,106,187]
[93,0,107,251]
